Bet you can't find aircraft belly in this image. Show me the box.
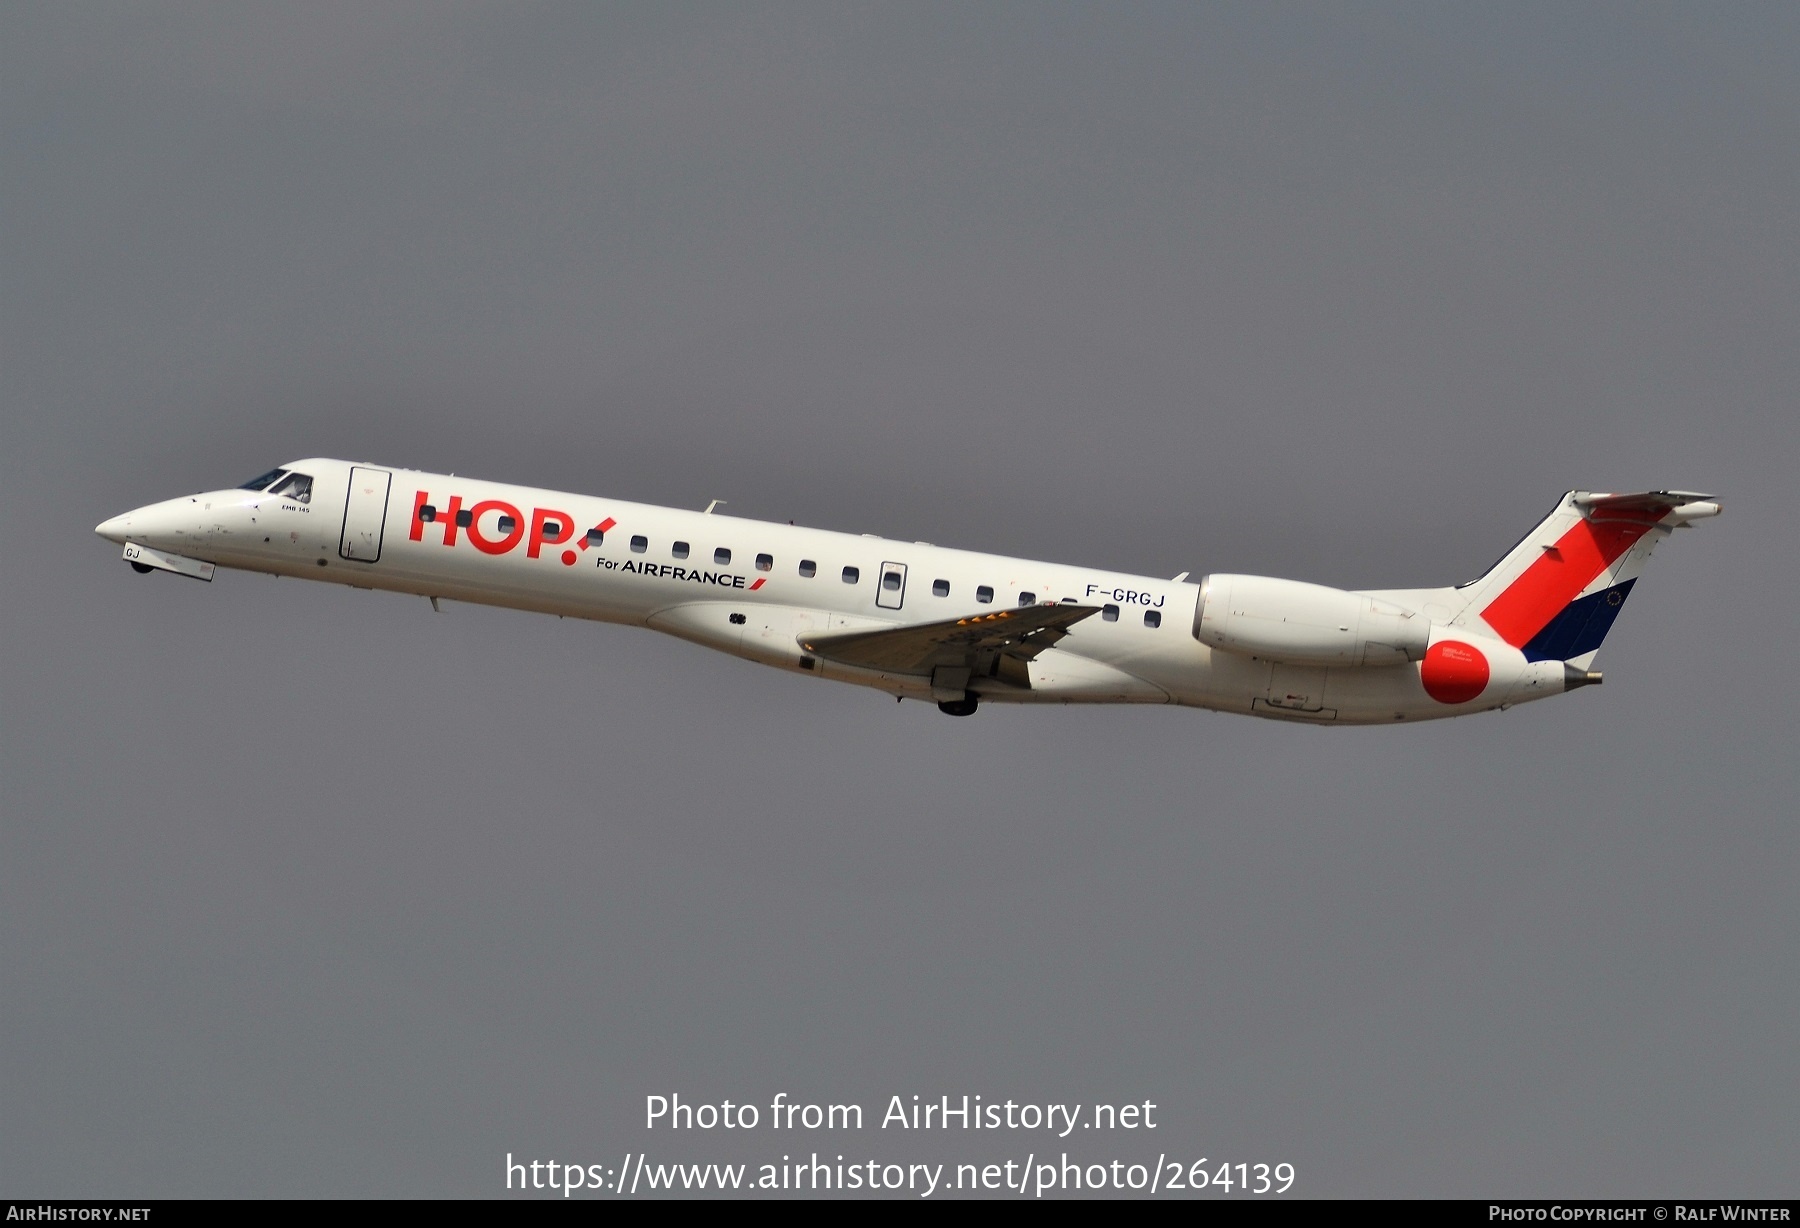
[1168,650,1568,725]
[1007,649,1169,704]
[646,602,889,682]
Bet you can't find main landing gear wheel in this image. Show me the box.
[936,694,980,717]
[129,561,154,574]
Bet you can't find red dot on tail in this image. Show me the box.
[1421,640,1490,704]
[560,550,577,566]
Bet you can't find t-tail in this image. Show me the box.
[1435,490,1721,683]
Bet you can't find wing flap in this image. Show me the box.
[800,604,1103,677]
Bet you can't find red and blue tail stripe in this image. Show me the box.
[1480,517,1653,658]
[1516,578,1636,662]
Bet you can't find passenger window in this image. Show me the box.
[419,505,437,523]
[976,585,993,604]
[1102,604,1119,621]
[1144,610,1161,628]
[497,514,517,534]
[631,535,647,553]
[714,547,731,565]
[455,509,473,528]
[1017,592,1036,606]
[586,527,605,546]
[932,579,949,597]
[842,566,860,584]
[756,553,773,571]
[882,571,902,591]
[799,559,817,577]
[270,472,312,504]
[239,468,287,491]
[672,541,690,559]
[542,519,563,536]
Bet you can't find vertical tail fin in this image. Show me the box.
[1450,491,1720,667]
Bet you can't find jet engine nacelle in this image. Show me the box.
[1194,574,1431,667]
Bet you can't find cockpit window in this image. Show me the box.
[268,472,313,504]
[238,468,288,491]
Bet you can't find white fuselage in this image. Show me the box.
[94,457,1585,724]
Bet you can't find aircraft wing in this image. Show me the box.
[799,604,1104,677]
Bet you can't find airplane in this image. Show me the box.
[94,460,1719,722]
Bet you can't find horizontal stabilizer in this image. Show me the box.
[1572,490,1720,524]
[800,603,1101,676]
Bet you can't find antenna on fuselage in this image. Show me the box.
[703,499,726,514]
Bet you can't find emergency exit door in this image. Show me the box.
[339,467,392,563]
[876,561,908,609]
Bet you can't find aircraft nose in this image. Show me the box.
[96,496,203,547]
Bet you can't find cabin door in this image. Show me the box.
[339,467,392,563]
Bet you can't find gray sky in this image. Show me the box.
[4,2,1796,1198]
